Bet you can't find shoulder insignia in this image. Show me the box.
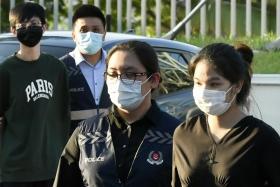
[68,66,82,76]
[78,131,111,145]
[144,130,172,144]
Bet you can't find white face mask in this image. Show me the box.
[107,77,152,111]
[193,86,235,116]
[76,32,103,55]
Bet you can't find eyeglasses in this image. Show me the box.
[15,20,42,30]
[104,72,149,85]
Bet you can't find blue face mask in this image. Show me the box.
[76,32,103,55]
[106,76,152,111]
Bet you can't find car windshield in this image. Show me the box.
[157,51,192,94]
[0,43,19,62]
[0,43,74,62]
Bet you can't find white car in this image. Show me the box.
[0,31,200,120]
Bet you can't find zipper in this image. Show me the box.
[126,131,147,181]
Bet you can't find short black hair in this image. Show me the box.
[9,2,46,28]
[72,5,106,28]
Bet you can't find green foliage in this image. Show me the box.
[0,0,68,31]
[180,33,277,50]
[178,34,280,74]
[0,0,10,32]
[254,51,280,73]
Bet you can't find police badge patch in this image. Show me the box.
[147,151,164,165]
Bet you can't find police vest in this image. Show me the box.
[61,54,112,133]
[77,104,181,187]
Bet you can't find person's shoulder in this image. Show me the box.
[243,116,273,131]
[0,55,17,69]
[41,53,60,62]
[244,116,280,141]
[39,53,58,62]
[174,113,203,136]
[153,103,182,129]
[59,53,73,61]
[252,117,280,149]
[76,112,109,133]
[40,53,67,69]
[186,107,203,123]
[59,54,76,69]
[160,109,181,124]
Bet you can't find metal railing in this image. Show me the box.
[1,0,280,38]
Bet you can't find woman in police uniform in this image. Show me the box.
[53,41,181,187]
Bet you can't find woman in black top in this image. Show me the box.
[172,43,280,187]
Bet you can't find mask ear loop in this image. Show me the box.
[225,85,233,94]
[140,74,154,85]
[140,74,154,98]
[225,85,236,104]
[142,89,152,98]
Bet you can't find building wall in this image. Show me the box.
[251,74,280,134]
